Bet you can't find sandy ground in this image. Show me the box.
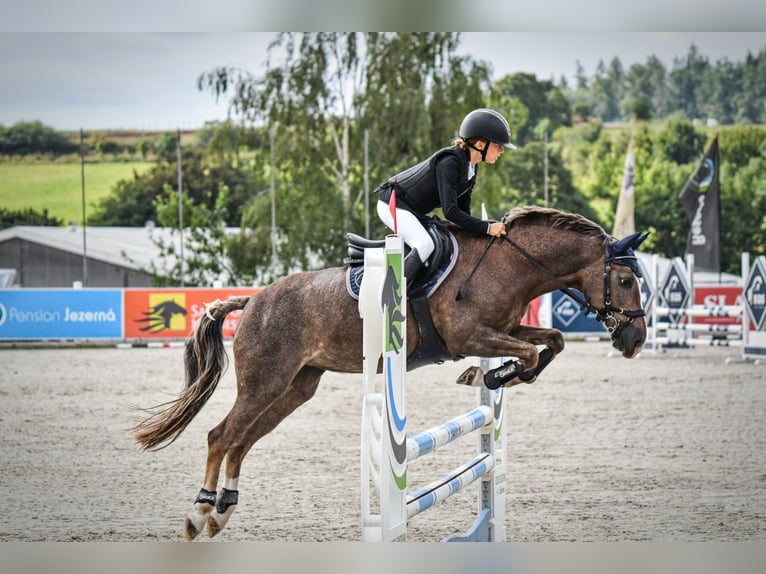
[1,340,765,542]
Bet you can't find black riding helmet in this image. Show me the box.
[459,108,516,161]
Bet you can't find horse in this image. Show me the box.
[130,205,648,541]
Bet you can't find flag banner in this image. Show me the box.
[389,189,398,236]
[678,137,721,273]
[612,138,635,239]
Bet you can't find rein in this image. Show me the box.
[457,229,645,339]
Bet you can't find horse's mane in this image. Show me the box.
[503,206,609,243]
[438,205,610,245]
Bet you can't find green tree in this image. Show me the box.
[590,58,623,122]
[626,98,652,122]
[89,146,258,227]
[737,50,766,123]
[198,32,490,278]
[1,207,64,229]
[621,56,670,120]
[125,184,241,286]
[668,44,710,120]
[0,121,77,156]
[655,116,706,164]
[488,73,570,145]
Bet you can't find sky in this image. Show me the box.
[1,32,766,132]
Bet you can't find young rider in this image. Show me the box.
[375,108,515,285]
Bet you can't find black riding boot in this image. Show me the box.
[403,248,425,287]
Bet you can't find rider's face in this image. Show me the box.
[483,142,504,164]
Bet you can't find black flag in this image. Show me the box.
[678,136,720,272]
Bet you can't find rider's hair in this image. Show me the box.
[453,136,484,149]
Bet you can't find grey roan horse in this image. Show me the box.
[131,206,648,540]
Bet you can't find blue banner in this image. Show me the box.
[551,290,603,334]
[0,289,123,339]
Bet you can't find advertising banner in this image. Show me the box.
[551,290,602,334]
[0,289,123,339]
[693,286,745,327]
[123,287,257,339]
[678,137,721,272]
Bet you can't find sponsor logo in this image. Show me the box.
[134,293,187,333]
[552,296,579,327]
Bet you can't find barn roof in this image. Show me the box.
[0,224,237,271]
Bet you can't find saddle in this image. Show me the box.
[345,218,456,298]
[345,218,463,370]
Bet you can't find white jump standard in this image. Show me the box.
[359,235,506,542]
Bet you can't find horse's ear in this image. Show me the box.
[632,231,650,250]
[613,231,649,255]
[611,231,650,277]
[613,232,640,255]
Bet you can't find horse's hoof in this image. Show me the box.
[207,516,222,538]
[207,505,236,538]
[456,366,484,387]
[184,515,205,541]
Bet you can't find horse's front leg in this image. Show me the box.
[509,325,565,355]
[502,325,565,385]
[454,325,564,389]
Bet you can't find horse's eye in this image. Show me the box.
[619,276,633,288]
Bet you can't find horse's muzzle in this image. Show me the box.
[611,321,645,358]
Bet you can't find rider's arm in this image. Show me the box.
[435,154,489,235]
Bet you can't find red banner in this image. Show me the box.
[693,286,743,326]
[123,288,258,339]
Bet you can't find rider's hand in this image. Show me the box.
[488,222,506,237]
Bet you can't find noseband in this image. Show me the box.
[458,233,645,341]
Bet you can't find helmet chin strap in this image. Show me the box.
[462,138,489,162]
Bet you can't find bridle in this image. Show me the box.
[456,231,646,340]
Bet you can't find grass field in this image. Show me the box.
[0,161,152,225]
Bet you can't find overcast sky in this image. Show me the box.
[2,32,765,131]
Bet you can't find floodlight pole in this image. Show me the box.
[544,131,549,208]
[269,123,278,277]
[80,128,88,286]
[364,128,370,238]
[177,128,184,287]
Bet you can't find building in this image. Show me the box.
[0,224,180,287]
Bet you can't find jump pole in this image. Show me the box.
[359,235,506,542]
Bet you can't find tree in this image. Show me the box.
[655,116,706,164]
[626,98,652,122]
[590,58,624,122]
[668,44,710,120]
[621,56,670,120]
[198,32,490,278]
[1,207,64,229]
[89,146,258,227]
[0,121,77,156]
[124,184,242,287]
[488,73,570,145]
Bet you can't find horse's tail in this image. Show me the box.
[130,296,251,451]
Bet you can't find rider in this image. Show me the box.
[375,108,515,285]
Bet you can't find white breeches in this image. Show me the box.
[377,200,435,262]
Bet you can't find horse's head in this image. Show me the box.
[497,207,649,358]
[591,231,649,358]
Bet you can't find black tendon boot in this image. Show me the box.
[403,248,425,287]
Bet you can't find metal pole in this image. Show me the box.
[543,131,549,208]
[80,128,88,286]
[177,128,184,287]
[269,124,278,277]
[364,128,370,238]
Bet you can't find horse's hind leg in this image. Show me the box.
[183,419,229,541]
[205,365,325,538]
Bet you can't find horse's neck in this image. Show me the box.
[511,224,603,296]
